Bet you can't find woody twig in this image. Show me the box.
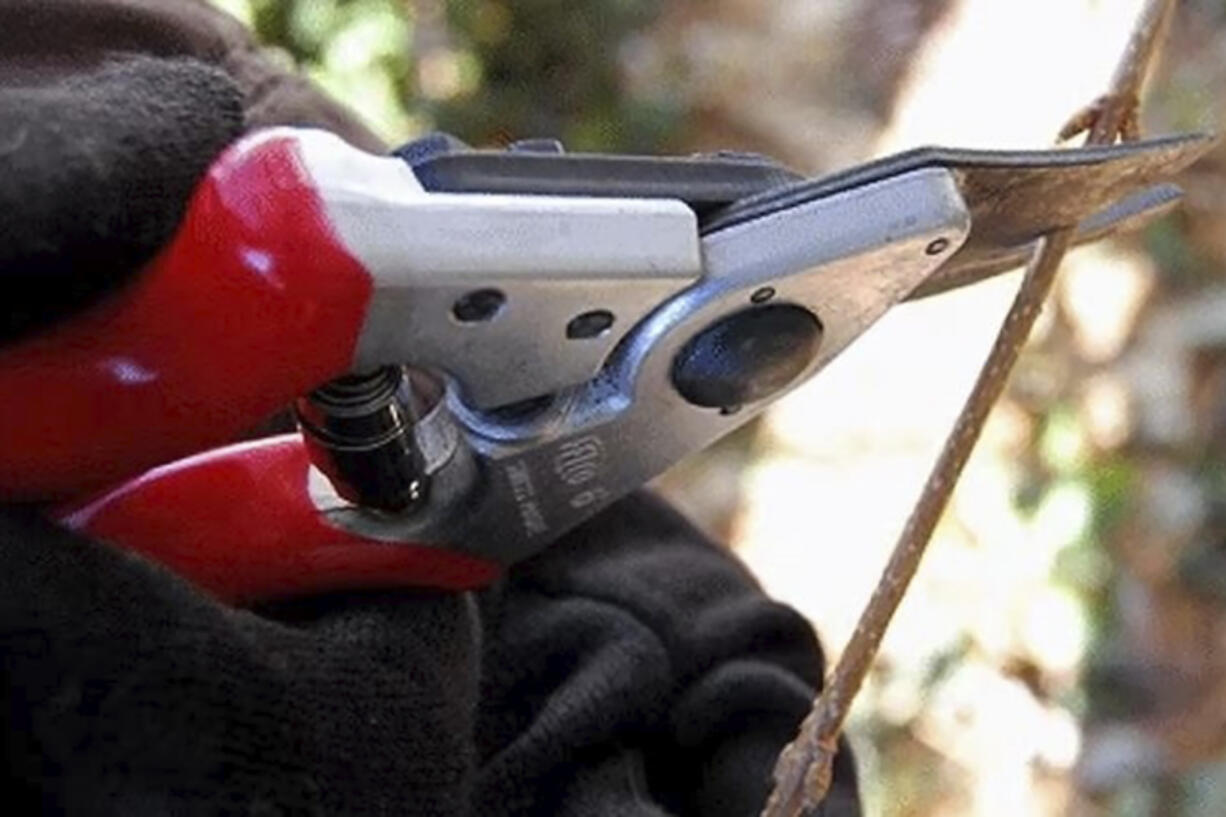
[761,1,1179,814]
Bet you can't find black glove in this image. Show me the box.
[0,507,480,816]
[0,41,489,817]
[0,56,242,341]
[473,493,862,817]
[0,53,482,816]
[2,497,860,817]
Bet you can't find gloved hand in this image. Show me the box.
[1,9,483,813]
[0,2,860,815]
[0,0,382,343]
[0,57,241,342]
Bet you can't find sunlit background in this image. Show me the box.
[210,0,1226,813]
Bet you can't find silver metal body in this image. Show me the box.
[294,131,969,561]
[287,129,1211,565]
[302,133,703,410]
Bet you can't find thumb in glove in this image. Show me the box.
[0,56,243,341]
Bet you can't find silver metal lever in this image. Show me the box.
[315,166,972,563]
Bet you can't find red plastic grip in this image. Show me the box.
[0,132,373,501]
[57,436,499,603]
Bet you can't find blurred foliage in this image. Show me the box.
[1021,397,1144,727]
[209,0,680,151]
[212,0,418,138]
[1144,219,1218,291]
[431,0,677,151]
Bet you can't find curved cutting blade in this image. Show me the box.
[705,132,1214,299]
[909,182,1183,299]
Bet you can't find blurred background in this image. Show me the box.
[209,0,1226,813]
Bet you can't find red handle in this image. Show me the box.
[1,130,490,601]
[56,436,498,603]
[0,131,373,502]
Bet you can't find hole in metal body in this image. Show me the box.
[453,289,506,323]
[567,309,615,339]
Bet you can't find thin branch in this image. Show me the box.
[761,2,1179,815]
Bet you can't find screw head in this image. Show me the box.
[926,237,951,256]
[751,286,776,304]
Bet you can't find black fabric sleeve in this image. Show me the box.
[474,492,861,817]
[0,495,859,817]
[0,508,481,817]
[0,56,243,341]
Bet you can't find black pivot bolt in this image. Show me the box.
[670,304,823,411]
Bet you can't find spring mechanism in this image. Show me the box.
[295,366,428,513]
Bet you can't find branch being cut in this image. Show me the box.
[761,2,1178,815]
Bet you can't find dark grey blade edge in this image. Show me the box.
[703,133,1212,235]
[907,184,1182,301]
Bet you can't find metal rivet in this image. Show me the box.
[453,289,506,323]
[751,286,776,304]
[925,237,950,256]
[567,309,615,339]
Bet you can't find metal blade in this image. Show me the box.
[706,132,1212,300]
[706,132,1210,237]
[909,182,1183,299]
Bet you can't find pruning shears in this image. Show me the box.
[0,127,1210,602]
